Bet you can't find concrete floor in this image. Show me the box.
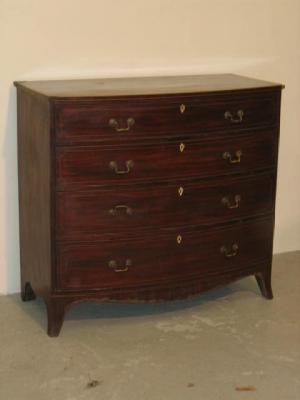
[0,251,299,400]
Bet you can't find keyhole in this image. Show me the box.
[178,187,184,197]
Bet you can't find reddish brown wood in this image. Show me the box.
[46,297,69,337]
[21,282,36,302]
[56,173,275,241]
[56,130,277,190]
[255,269,273,299]
[53,91,280,144]
[16,89,52,301]
[14,74,283,337]
[14,74,283,98]
[56,218,274,290]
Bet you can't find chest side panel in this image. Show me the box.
[17,89,53,295]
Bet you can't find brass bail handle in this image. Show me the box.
[109,205,133,216]
[109,160,134,174]
[108,259,132,272]
[109,118,135,132]
[224,110,244,123]
[221,195,241,209]
[222,150,242,164]
[220,243,239,258]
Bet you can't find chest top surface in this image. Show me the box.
[14,74,283,99]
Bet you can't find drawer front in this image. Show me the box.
[54,91,280,144]
[56,174,275,240]
[56,131,277,189]
[56,218,274,290]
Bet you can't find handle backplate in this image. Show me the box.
[109,205,133,216]
[108,259,132,272]
[109,117,135,132]
[222,150,242,164]
[221,195,241,209]
[109,160,134,174]
[220,243,239,258]
[224,110,244,123]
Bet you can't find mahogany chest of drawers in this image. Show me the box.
[14,74,284,336]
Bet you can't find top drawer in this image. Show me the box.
[54,90,280,144]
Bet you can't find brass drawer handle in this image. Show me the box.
[109,118,135,132]
[222,150,242,164]
[109,160,134,174]
[221,195,241,209]
[224,110,244,123]
[220,243,239,258]
[108,259,132,272]
[109,205,133,216]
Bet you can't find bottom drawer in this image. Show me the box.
[56,218,274,290]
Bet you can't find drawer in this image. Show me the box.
[56,130,277,190]
[56,218,274,290]
[56,173,275,240]
[54,91,280,144]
